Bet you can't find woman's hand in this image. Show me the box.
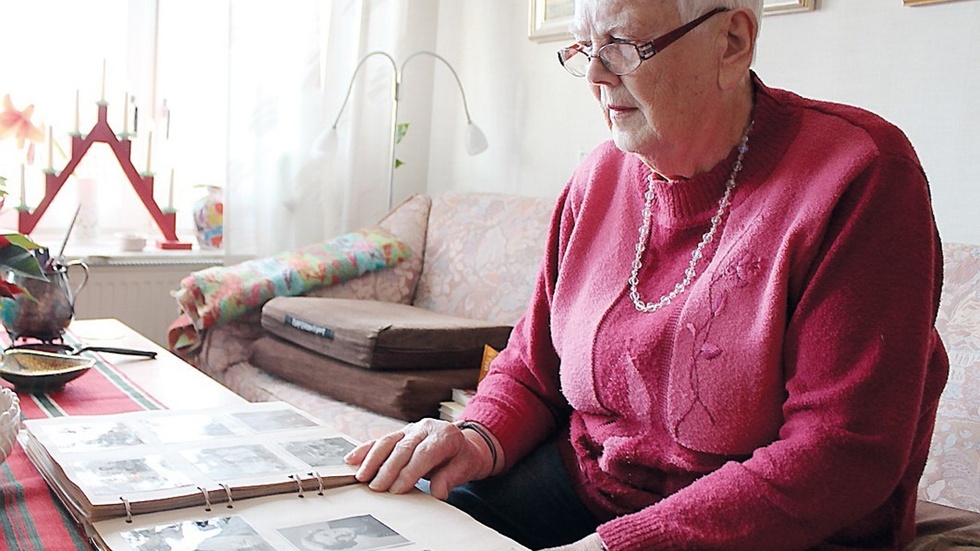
[344,418,496,500]
[541,533,606,551]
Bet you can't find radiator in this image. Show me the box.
[72,258,222,346]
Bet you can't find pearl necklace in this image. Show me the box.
[628,127,752,313]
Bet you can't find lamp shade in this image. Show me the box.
[465,122,488,156]
[311,126,339,156]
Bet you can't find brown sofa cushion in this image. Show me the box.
[261,297,512,370]
[250,335,480,421]
[906,500,980,550]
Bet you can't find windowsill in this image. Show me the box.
[55,237,225,266]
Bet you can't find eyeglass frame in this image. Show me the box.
[557,7,729,77]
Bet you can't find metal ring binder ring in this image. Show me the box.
[120,497,133,523]
[290,474,305,498]
[218,483,234,508]
[197,486,212,511]
[309,471,324,495]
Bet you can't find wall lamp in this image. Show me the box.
[317,50,488,211]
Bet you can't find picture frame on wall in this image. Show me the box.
[527,0,816,43]
[763,0,817,14]
[903,0,960,5]
[528,0,574,43]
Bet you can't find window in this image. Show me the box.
[0,0,228,252]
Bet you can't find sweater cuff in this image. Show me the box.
[598,513,681,551]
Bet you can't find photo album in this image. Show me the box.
[22,401,530,551]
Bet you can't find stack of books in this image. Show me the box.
[440,344,499,421]
[439,388,475,422]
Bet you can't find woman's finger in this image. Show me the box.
[352,430,406,484]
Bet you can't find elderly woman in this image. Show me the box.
[345,1,948,550]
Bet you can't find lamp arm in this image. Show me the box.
[330,51,398,129]
[400,50,475,124]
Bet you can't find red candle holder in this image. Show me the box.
[17,102,192,250]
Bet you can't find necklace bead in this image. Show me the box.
[628,127,752,313]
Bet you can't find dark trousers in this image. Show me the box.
[441,437,600,550]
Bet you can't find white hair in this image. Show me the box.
[675,0,763,21]
[675,0,763,37]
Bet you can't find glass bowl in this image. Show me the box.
[0,387,20,464]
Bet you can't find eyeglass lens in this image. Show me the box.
[557,7,728,77]
[560,43,639,77]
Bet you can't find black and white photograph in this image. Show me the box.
[282,437,356,468]
[182,444,293,480]
[48,421,145,453]
[232,409,319,433]
[278,514,411,551]
[120,515,276,551]
[73,455,192,496]
[142,414,236,443]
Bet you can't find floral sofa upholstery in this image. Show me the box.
[917,243,979,513]
[179,193,979,544]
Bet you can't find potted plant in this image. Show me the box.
[0,232,46,299]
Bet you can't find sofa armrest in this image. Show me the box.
[304,194,431,304]
[196,311,267,377]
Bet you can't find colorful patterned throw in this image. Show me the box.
[174,227,410,332]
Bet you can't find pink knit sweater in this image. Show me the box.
[461,77,948,550]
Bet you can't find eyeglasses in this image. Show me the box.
[557,7,728,77]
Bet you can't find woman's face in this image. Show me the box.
[306,527,357,549]
[573,0,721,177]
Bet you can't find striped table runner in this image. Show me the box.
[1,331,162,551]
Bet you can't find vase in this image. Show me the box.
[193,186,224,249]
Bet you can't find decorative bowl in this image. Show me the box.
[1,387,20,464]
[0,350,96,392]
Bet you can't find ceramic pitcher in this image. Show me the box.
[1,254,89,342]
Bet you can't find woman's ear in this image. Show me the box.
[717,9,757,90]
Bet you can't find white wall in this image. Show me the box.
[421,0,980,245]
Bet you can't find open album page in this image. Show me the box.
[92,484,530,551]
[22,402,359,524]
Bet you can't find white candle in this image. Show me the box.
[168,168,175,210]
[47,126,54,170]
[19,163,26,207]
[122,93,129,135]
[73,89,80,133]
[145,130,153,173]
[100,59,106,102]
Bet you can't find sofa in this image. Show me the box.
[178,192,554,439]
[174,192,979,546]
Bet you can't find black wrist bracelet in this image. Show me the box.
[456,421,498,475]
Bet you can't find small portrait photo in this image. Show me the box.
[278,514,410,551]
[48,421,145,453]
[142,414,236,443]
[282,437,356,468]
[233,409,319,433]
[183,444,292,481]
[120,515,276,551]
[73,455,192,496]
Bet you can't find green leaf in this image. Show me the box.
[0,243,47,280]
[1,233,41,250]
[394,158,404,169]
[394,123,409,144]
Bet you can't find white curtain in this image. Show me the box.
[223,0,440,260]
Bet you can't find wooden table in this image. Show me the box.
[1,318,244,550]
[68,318,245,410]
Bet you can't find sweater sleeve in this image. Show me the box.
[598,153,947,550]
[459,185,575,468]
